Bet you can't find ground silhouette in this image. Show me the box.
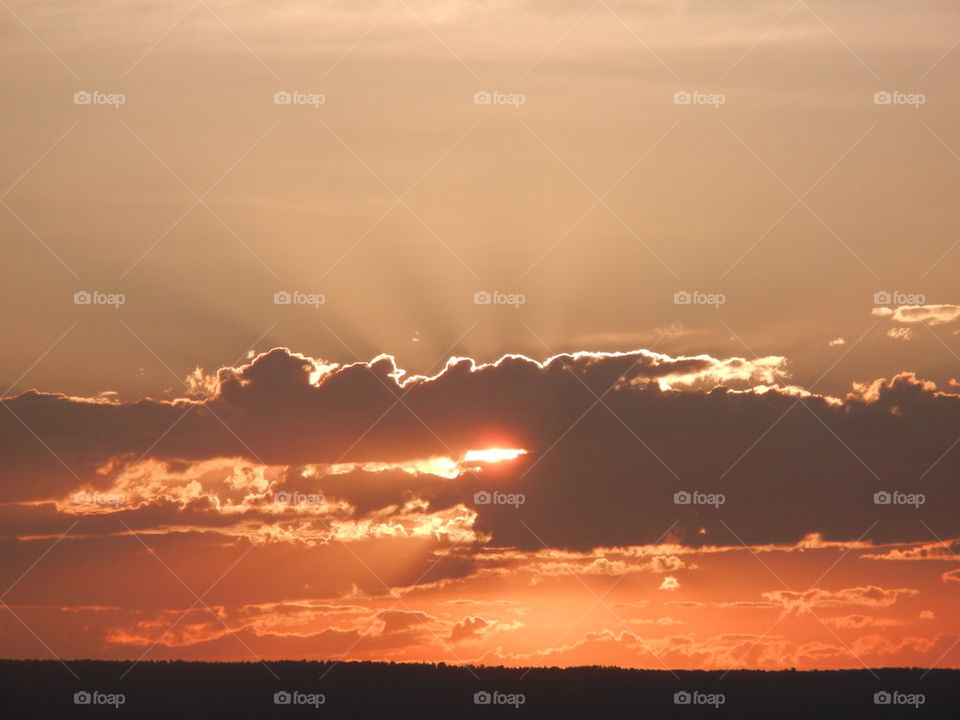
[0,660,956,718]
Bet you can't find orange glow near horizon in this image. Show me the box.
[463,448,528,463]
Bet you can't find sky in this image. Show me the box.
[1,0,960,672]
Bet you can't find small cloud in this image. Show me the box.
[658,576,680,591]
[822,614,903,629]
[376,609,433,636]
[873,304,960,326]
[941,569,960,584]
[828,338,846,347]
[862,541,960,561]
[628,617,682,626]
[762,585,918,614]
[886,327,914,341]
[920,610,935,621]
[449,615,490,643]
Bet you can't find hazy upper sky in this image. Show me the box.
[2,0,959,398]
[3,0,960,673]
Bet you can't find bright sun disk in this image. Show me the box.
[463,448,527,463]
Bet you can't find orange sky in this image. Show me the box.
[2,349,959,670]
[2,0,960,673]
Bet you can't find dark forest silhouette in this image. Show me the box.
[0,660,956,718]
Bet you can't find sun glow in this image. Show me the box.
[463,448,528,463]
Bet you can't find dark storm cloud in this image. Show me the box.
[1,348,959,549]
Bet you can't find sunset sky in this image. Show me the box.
[2,0,960,674]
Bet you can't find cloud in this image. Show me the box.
[761,586,919,615]
[658,576,680,591]
[4,348,960,552]
[0,347,785,499]
[376,609,434,636]
[470,549,689,578]
[872,304,960,326]
[481,625,951,671]
[449,616,491,643]
[822,615,905,629]
[862,541,960,561]
[628,617,683,626]
[715,601,779,609]
[886,327,914,341]
[941,569,960,584]
[2,525,955,667]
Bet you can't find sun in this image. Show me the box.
[463,448,528,463]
